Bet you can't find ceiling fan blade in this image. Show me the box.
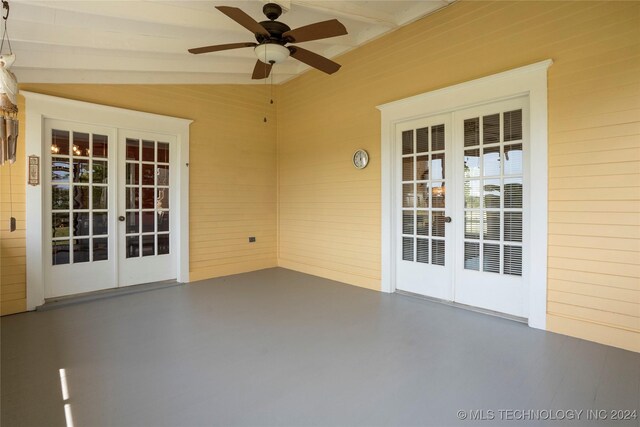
[288,46,341,75]
[188,42,257,55]
[252,60,273,79]
[216,6,270,37]
[283,19,347,43]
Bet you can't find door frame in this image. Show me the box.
[377,60,552,330]
[23,91,192,310]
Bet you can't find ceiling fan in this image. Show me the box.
[188,3,348,79]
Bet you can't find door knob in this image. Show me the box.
[118,216,125,222]
[444,216,452,223]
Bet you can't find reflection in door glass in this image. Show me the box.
[50,129,110,265]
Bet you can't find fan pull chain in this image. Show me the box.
[263,49,268,123]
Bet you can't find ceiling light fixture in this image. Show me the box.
[254,43,289,64]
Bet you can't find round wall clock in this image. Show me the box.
[352,149,369,169]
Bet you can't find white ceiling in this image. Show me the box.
[9,0,454,84]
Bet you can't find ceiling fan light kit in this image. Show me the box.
[255,43,290,64]
[189,2,348,79]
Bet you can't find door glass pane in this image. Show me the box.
[402,211,414,235]
[504,144,523,175]
[431,153,445,180]
[142,235,155,256]
[126,139,139,161]
[52,130,70,155]
[93,212,108,235]
[431,182,445,208]
[73,159,90,183]
[93,134,109,158]
[464,242,480,271]
[416,211,429,236]
[126,212,139,233]
[126,235,139,258]
[52,185,70,210]
[483,146,500,176]
[142,140,155,162]
[157,165,169,186]
[72,186,90,209]
[416,155,428,181]
[464,118,479,147]
[52,158,70,182]
[402,130,413,155]
[504,245,522,276]
[142,211,155,233]
[464,211,480,240]
[157,188,169,209]
[504,212,523,242]
[402,157,413,181]
[52,213,70,238]
[52,241,70,265]
[431,240,445,266]
[158,234,170,255]
[403,184,414,208]
[431,125,445,151]
[464,149,480,178]
[126,188,139,209]
[483,212,500,241]
[483,243,500,273]
[416,128,428,153]
[504,110,522,142]
[402,237,414,261]
[416,238,429,263]
[93,238,108,261]
[73,132,90,157]
[141,188,155,209]
[142,163,155,185]
[93,187,108,210]
[504,178,522,208]
[157,142,170,163]
[72,213,90,236]
[93,161,108,184]
[464,180,480,208]
[483,179,501,209]
[157,212,169,232]
[73,239,90,263]
[416,183,428,208]
[126,163,138,185]
[431,212,445,237]
[483,114,500,144]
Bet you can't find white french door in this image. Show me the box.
[395,97,529,318]
[118,131,176,286]
[44,120,177,298]
[395,114,454,300]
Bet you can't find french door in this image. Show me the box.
[395,97,529,318]
[44,119,177,298]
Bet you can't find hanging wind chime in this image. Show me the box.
[0,0,18,166]
[0,0,18,232]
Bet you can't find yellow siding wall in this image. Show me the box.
[278,1,640,352]
[0,85,277,315]
[0,97,26,315]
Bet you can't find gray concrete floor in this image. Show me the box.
[2,268,639,427]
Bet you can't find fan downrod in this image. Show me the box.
[262,3,282,20]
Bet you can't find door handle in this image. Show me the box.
[118,216,125,222]
[444,216,452,223]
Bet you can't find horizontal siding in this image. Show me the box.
[278,0,640,351]
[0,96,26,315]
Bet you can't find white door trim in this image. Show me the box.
[377,59,552,330]
[23,91,192,310]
